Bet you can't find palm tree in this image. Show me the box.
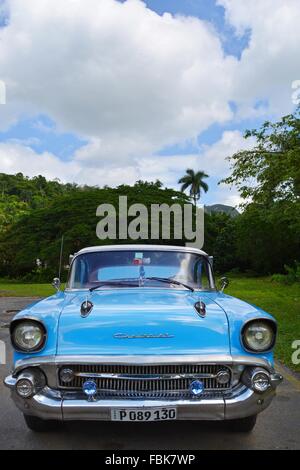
[178,169,209,206]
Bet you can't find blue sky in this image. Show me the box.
[0,0,298,206]
[0,115,87,160]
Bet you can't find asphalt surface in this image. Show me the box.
[0,297,299,450]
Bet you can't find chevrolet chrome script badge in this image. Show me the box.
[113,333,174,339]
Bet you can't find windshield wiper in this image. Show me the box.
[89,277,194,292]
[89,280,138,291]
[145,277,194,292]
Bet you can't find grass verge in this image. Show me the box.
[0,281,54,297]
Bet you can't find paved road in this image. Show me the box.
[0,297,299,450]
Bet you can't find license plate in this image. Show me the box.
[111,407,177,422]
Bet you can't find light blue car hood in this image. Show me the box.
[57,289,230,356]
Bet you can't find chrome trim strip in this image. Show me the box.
[75,244,208,256]
[72,372,220,380]
[64,287,216,293]
[231,355,274,372]
[13,354,274,372]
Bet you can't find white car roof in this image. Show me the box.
[76,244,208,257]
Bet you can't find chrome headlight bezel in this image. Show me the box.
[241,319,277,353]
[10,319,47,353]
[241,366,272,393]
[15,368,46,398]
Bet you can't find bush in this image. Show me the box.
[271,262,300,285]
[271,274,291,285]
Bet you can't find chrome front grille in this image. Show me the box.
[58,364,232,399]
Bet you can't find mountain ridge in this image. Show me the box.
[204,204,240,218]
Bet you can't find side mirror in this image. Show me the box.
[52,277,61,291]
[69,254,74,265]
[220,276,229,292]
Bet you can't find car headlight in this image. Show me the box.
[242,319,276,352]
[11,320,46,352]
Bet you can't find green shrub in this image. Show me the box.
[271,262,300,285]
[271,273,290,285]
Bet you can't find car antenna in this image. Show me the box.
[58,235,64,280]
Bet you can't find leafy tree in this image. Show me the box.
[222,108,300,275]
[204,213,239,273]
[222,108,300,204]
[0,182,191,280]
[178,169,209,206]
[0,172,96,234]
[234,202,300,274]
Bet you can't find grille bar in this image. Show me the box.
[58,364,232,398]
[73,372,218,380]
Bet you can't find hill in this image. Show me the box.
[205,204,240,218]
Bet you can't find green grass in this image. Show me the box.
[0,281,54,297]
[226,276,300,373]
[0,276,299,372]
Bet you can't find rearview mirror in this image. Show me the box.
[219,276,229,292]
[52,277,61,291]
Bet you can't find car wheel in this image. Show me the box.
[23,414,61,432]
[226,414,257,432]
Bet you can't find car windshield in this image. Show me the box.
[67,250,212,290]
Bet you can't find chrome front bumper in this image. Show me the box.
[4,372,283,422]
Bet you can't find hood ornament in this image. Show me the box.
[194,301,206,317]
[114,333,174,339]
[81,296,93,318]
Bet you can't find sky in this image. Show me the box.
[0,0,299,207]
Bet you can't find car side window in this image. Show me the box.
[194,260,210,289]
[73,258,88,287]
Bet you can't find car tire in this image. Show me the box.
[226,414,257,432]
[23,414,61,432]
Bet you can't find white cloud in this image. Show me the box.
[0,140,144,186]
[0,142,79,181]
[0,129,254,206]
[137,130,254,206]
[218,0,300,115]
[0,0,299,204]
[198,130,255,176]
[0,0,236,162]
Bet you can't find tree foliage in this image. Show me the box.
[178,169,209,206]
[221,108,300,275]
[222,108,300,204]
[0,172,81,233]
[0,181,191,280]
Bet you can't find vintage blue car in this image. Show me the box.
[4,245,282,432]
